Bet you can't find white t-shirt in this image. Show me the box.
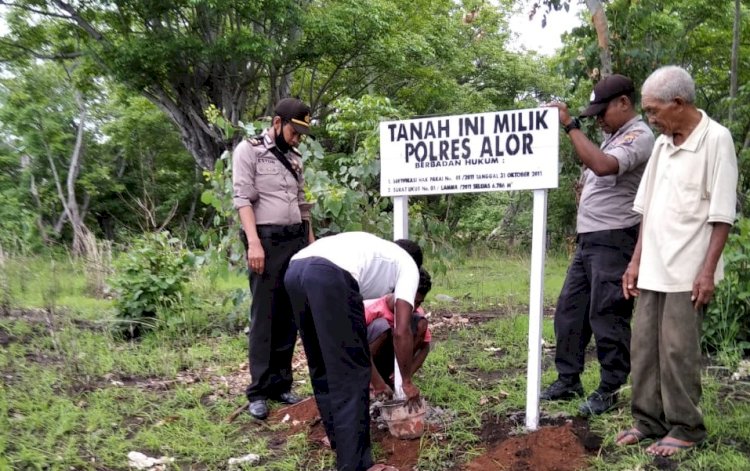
[291,232,420,305]
[633,111,737,292]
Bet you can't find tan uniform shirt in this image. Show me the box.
[577,117,655,233]
[634,111,738,292]
[232,130,311,225]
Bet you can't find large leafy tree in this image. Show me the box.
[0,61,109,254]
[0,0,555,167]
[555,0,749,201]
[0,0,310,170]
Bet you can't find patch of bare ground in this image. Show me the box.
[266,397,436,471]
[462,412,601,471]
[1,307,106,331]
[428,306,555,341]
[263,398,603,471]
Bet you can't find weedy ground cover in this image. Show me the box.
[1,252,748,470]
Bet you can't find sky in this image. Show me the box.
[509,2,586,56]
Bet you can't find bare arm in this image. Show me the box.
[549,102,619,176]
[410,343,430,376]
[393,298,419,401]
[307,221,315,244]
[368,332,392,396]
[692,222,732,309]
[622,227,643,299]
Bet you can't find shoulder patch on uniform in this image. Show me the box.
[616,130,644,147]
[247,135,263,146]
[290,147,302,156]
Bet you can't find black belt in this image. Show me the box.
[255,223,305,240]
[577,224,639,245]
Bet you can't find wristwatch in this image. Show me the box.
[564,117,581,134]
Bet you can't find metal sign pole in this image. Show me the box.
[525,189,548,430]
[392,195,409,400]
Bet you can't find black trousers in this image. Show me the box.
[243,225,307,402]
[284,257,373,471]
[553,225,638,391]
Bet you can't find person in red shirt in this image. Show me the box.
[366,268,432,397]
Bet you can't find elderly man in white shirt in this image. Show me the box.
[617,65,738,457]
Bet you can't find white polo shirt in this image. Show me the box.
[291,232,420,305]
[633,111,737,292]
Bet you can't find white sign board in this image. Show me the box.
[380,108,559,196]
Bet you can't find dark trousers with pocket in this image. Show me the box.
[284,257,373,471]
[243,224,307,402]
[553,225,638,391]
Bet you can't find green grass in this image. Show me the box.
[1,251,749,470]
[428,247,569,311]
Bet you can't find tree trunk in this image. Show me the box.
[585,0,612,77]
[46,91,93,257]
[51,1,261,170]
[729,0,741,123]
[184,165,202,229]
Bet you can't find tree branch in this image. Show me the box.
[0,39,84,60]
[51,0,105,41]
[0,1,73,20]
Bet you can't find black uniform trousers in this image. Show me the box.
[553,225,638,391]
[284,257,373,471]
[243,224,307,402]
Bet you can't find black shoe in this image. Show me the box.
[275,391,302,405]
[540,379,584,401]
[247,399,268,419]
[579,389,618,416]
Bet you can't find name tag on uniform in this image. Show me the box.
[258,159,278,175]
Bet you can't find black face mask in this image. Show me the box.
[275,123,291,152]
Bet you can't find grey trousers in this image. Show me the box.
[631,290,706,442]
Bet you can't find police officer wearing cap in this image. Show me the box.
[543,75,655,415]
[232,97,316,419]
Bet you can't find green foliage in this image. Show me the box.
[305,95,399,235]
[0,192,39,255]
[703,218,750,362]
[5,253,750,469]
[110,232,194,337]
[199,150,246,264]
[100,89,198,237]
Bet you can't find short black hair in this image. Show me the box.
[417,267,432,296]
[394,239,423,267]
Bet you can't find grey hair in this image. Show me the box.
[641,65,696,104]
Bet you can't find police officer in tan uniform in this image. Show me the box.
[232,98,315,419]
[543,75,654,416]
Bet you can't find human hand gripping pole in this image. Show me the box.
[543,101,574,128]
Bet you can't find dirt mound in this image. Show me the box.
[464,421,588,471]
[268,397,321,436]
[270,397,423,470]
[270,400,597,471]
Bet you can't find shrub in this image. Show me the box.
[110,232,194,338]
[702,218,750,363]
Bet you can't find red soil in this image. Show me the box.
[269,398,591,471]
